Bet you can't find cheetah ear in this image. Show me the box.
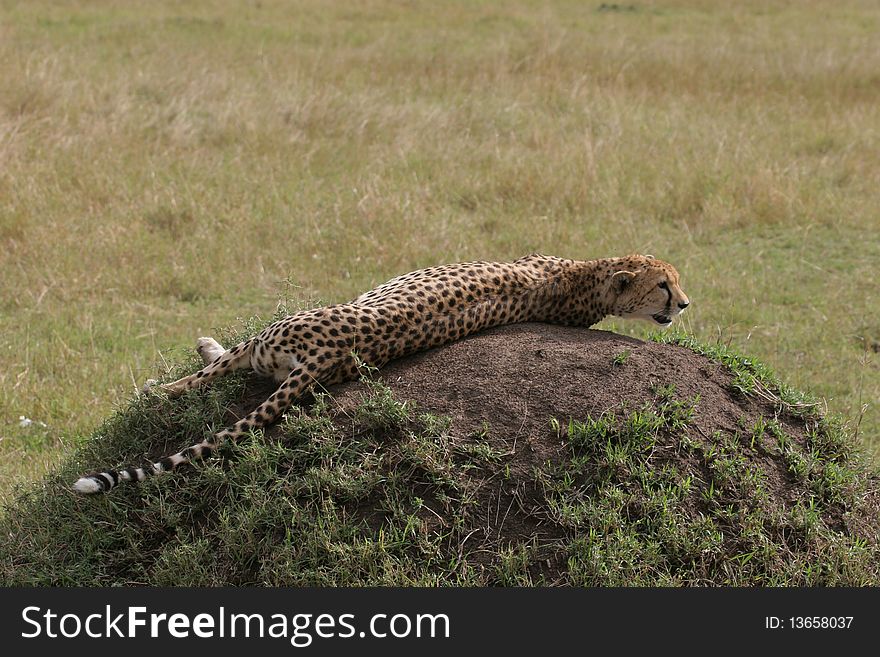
[645,254,655,260]
[611,270,637,295]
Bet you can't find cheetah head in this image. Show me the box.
[608,255,689,328]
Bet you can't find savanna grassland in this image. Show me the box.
[1,0,878,501]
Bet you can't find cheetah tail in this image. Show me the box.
[71,338,260,494]
[72,436,217,494]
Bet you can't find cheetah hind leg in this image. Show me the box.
[144,337,255,398]
[142,337,228,394]
[196,337,226,365]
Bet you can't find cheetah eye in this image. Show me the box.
[658,281,669,290]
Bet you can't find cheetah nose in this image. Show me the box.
[678,301,690,309]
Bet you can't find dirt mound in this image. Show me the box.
[284,323,876,584]
[333,324,772,455]
[328,324,815,498]
[3,323,879,586]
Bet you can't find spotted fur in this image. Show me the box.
[73,253,688,494]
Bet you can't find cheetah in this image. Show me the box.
[73,253,689,494]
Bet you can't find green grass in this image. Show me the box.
[612,349,632,367]
[2,0,879,501]
[1,319,876,586]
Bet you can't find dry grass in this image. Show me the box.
[1,0,878,501]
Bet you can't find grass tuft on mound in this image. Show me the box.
[1,321,877,586]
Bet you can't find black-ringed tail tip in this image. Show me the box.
[72,475,110,494]
[72,467,151,494]
[72,453,191,494]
